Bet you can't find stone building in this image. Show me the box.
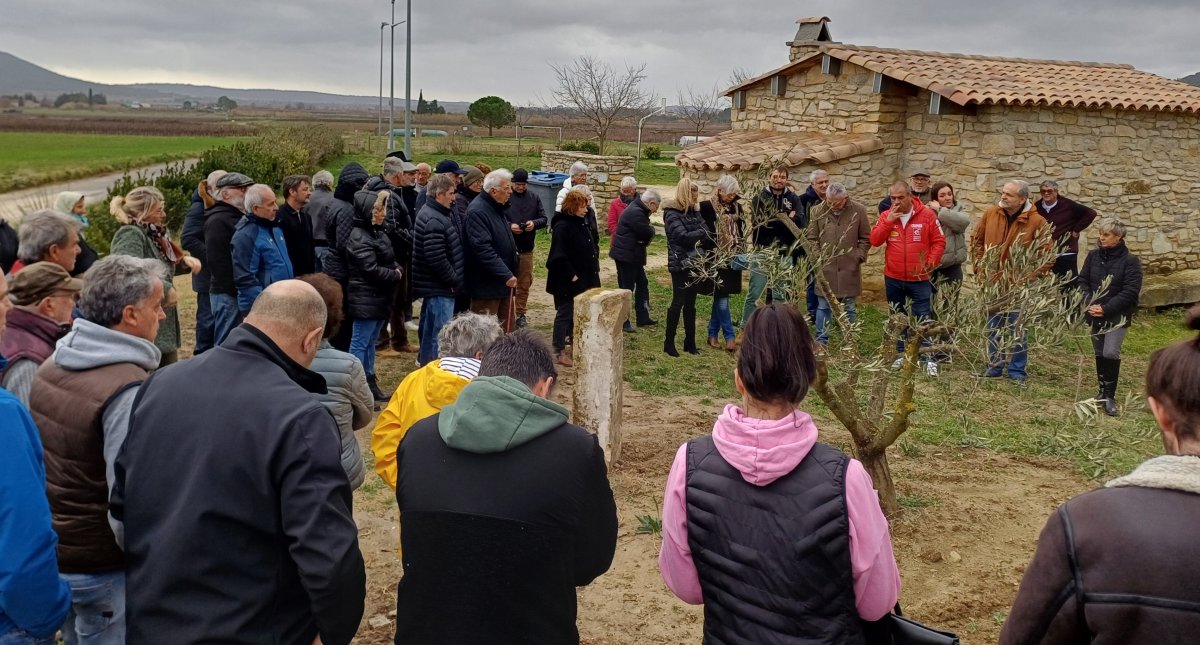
[675,16,1200,275]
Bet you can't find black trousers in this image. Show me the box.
[666,271,699,350]
[552,293,574,351]
[1052,254,1079,291]
[614,260,652,324]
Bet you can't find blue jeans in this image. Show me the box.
[707,296,735,341]
[314,246,333,274]
[61,571,124,645]
[350,319,386,376]
[741,254,793,326]
[815,295,857,345]
[418,296,455,366]
[194,290,215,354]
[987,311,1028,380]
[210,292,240,346]
[0,628,54,645]
[884,277,933,356]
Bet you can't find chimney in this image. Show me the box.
[788,16,832,62]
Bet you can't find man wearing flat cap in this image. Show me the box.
[0,261,80,406]
[204,171,255,344]
[878,168,934,215]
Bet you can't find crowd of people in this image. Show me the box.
[0,149,1180,645]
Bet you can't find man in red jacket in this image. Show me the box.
[870,181,945,375]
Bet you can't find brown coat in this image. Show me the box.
[1001,457,1200,644]
[970,200,1051,282]
[807,199,870,298]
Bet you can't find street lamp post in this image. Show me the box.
[404,0,412,159]
[387,0,396,152]
[378,22,386,137]
[636,97,668,172]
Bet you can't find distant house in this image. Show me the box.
[676,16,1200,274]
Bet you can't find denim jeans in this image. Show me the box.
[193,290,215,354]
[614,261,652,325]
[987,311,1028,380]
[707,296,735,341]
[417,296,455,366]
[884,277,933,355]
[741,254,793,326]
[61,571,125,645]
[814,296,857,345]
[210,292,241,346]
[350,319,386,376]
[0,629,54,645]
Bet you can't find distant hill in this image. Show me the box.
[1181,72,1200,87]
[0,51,468,112]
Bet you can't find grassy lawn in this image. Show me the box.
[0,132,248,192]
[329,135,682,186]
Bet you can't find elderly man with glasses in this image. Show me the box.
[1034,179,1098,290]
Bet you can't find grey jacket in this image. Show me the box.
[310,342,371,490]
[51,318,161,546]
[935,203,971,268]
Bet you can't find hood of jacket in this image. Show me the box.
[335,163,369,202]
[711,403,818,486]
[457,184,480,203]
[417,358,479,409]
[53,317,161,372]
[353,189,381,227]
[437,375,569,454]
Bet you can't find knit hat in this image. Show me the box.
[461,166,484,187]
[338,162,369,185]
[512,168,529,183]
[9,261,83,306]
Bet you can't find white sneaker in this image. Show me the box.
[404,320,419,332]
[925,361,939,377]
[891,358,904,370]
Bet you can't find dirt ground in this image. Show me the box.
[171,250,1091,643]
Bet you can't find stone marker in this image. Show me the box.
[571,288,631,466]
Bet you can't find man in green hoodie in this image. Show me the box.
[391,329,617,645]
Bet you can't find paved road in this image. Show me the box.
[0,159,198,222]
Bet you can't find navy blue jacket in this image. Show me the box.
[232,214,294,313]
[181,189,210,291]
[463,192,519,300]
[412,200,464,299]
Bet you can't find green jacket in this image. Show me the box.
[438,375,570,453]
[110,225,189,356]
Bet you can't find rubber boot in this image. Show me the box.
[1103,357,1121,417]
[664,306,680,357]
[1094,355,1107,403]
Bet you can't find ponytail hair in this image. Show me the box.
[110,186,165,225]
[1146,304,1200,438]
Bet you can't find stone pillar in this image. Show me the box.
[571,288,631,466]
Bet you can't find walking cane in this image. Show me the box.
[504,287,516,333]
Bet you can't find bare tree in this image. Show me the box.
[726,67,754,88]
[549,55,656,154]
[676,84,727,140]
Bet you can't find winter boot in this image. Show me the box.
[664,307,680,357]
[682,318,699,355]
[1094,355,1108,403]
[1103,357,1121,417]
[367,374,388,405]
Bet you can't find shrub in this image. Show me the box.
[559,140,599,154]
[643,145,662,160]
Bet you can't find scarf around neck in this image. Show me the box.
[140,222,182,263]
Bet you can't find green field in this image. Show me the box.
[0,132,249,192]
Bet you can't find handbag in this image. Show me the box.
[887,604,959,644]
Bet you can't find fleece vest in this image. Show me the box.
[30,360,146,573]
[685,435,866,645]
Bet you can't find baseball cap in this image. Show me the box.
[9,261,84,306]
[909,168,932,178]
[435,159,467,175]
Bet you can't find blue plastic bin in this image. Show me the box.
[525,171,568,220]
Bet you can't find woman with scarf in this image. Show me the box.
[699,175,744,351]
[1077,217,1143,416]
[1003,304,1200,644]
[110,186,201,366]
[53,191,99,276]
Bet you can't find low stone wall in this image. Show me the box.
[541,150,636,210]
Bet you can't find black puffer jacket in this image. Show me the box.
[545,213,600,298]
[362,176,413,261]
[203,201,246,296]
[322,163,370,282]
[411,200,464,299]
[608,197,655,266]
[0,217,18,274]
[1079,240,1143,330]
[663,201,709,275]
[463,192,519,301]
[345,191,401,320]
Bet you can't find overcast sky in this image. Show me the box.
[1,0,1195,104]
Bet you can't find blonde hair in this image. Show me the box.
[674,178,699,211]
[110,186,165,225]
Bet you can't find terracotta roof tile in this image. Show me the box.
[725,44,1200,114]
[675,130,883,172]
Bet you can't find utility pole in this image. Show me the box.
[404,0,412,159]
[378,22,386,136]
[387,0,396,152]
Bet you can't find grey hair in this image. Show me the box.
[809,169,829,184]
[1005,179,1030,199]
[641,188,661,205]
[205,169,227,192]
[1097,217,1127,238]
[216,186,244,206]
[78,255,166,328]
[1039,179,1059,191]
[312,170,335,189]
[438,311,503,358]
[620,176,638,190]
[569,161,588,176]
[383,156,407,177]
[427,173,455,198]
[826,182,848,199]
[243,184,274,212]
[483,168,513,193]
[715,174,740,196]
[17,209,78,263]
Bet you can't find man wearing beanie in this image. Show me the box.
[0,262,81,406]
[505,168,547,328]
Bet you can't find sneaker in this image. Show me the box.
[516,315,528,329]
[623,322,635,333]
[891,358,905,370]
[924,361,939,377]
[404,320,419,332]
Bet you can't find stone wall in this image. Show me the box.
[540,150,636,208]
